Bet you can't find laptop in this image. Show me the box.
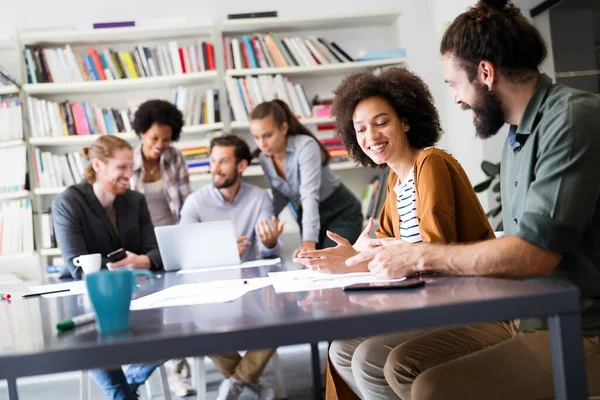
[155,220,241,272]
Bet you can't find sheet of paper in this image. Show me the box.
[28,281,87,298]
[268,269,406,293]
[130,277,272,310]
[177,258,282,275]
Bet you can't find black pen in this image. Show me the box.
[23,289,71,298]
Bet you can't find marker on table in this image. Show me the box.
[1,293,11,300]
[56,312,96,331]
[22,289,70,298]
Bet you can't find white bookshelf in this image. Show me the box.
[19,22,215,45]
[226,58,407,77]
[231,116,332,130]
[23,71,218,95]
[0,85,19,96]
[40,248,61,256]
[0,139,25,148]
[0,190,30,201]
[33,187,65,196]
[28,123,224,146]
[221,11,401,33]
[0,251,37,260]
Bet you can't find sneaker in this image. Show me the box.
[216,377,245,400]
[168,372,196,397]
[249,378,276,400]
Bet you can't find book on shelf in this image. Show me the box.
[180,144,209,175]
[27,97,132,138]
[33,148,87,189]
[361,168,389,220]
[172,87,221,126]
[40,208,57,249]
[223,33,353,70]
[23,40,216,84]
[46,257,64,277]
[225,74,312,122]
[0,64,19,86]
[0,97,23,141]
[227,11,277,19]
[0,145,27,193]
[0,199,34,255]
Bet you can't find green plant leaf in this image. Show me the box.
[474,179,493,193]
[481,161,500,177]
[492,181,501,193]
[496,220,504,231]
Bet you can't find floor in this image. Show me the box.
[0,343,328,400]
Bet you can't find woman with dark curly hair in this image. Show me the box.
[130,99,194,397]
[249,99,363,257]
[294,67,494,400]
[130,99,190,227]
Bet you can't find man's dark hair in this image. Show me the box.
[331,67,442,168]
[210,134,253,165]
[132,99,184,141]
[440,0,547,82]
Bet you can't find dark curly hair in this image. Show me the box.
[132,99,184,141]
[440,0,546,82]
[331,67,443,168]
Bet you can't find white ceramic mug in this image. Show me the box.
[73,253,102,275]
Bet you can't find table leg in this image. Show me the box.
[547,312,588,399]
[311,343,323,400]
[7,378,19,400]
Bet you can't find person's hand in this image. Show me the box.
[237,236,252,256]
[346,239,430,279]
[293,231,363,274]
[293,241,316,258]
[255,216,285,249]
[107,251,151,270]
[352,218,377,252]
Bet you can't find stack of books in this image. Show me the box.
[23,40,215,84]
[0,199,34,255]
[180,145,209,175]
[28,97,131,138]
[172,87,221,126]
[362,169,389,221]
[225,74,311,122]
[0,65,18,87]
[32,149,88,188]
[224,34,353,69]
[0,145,27,192]
[0,97,23,141]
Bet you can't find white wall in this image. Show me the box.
[0,0,553,213]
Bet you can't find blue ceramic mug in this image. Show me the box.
[85,269,153,333]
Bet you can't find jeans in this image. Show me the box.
[89,364,160,400]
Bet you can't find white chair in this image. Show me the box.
[192,353,287,400]
[80,365,172,400]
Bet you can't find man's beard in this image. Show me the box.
[213,170,239,189]
[462,82,506,139]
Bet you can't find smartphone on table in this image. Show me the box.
[343,278,425,292]
[107,248,127,263]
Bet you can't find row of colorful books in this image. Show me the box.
[225,74,312,122]
[0,98,23,141]
[32,149,88,189]
[224,34,353,70]
[0,65,18,86]
[28,97,132,138]
[0,145,27,192]
[0,199,34,255]
[24,40,216,84]
[172,87,221,126]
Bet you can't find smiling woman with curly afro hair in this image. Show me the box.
[331,67,443,169]
[300,67,495,400]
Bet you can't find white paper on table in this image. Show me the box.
[28,281,87,298]
[130,277,272,310]
[177,258,282,275]
[267,269,407,293]
[0,273,23,285]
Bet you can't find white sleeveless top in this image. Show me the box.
[144,180,175,227]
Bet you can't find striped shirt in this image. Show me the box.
[393,168,422,243]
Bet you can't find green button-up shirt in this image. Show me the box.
[501,73,600,336]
